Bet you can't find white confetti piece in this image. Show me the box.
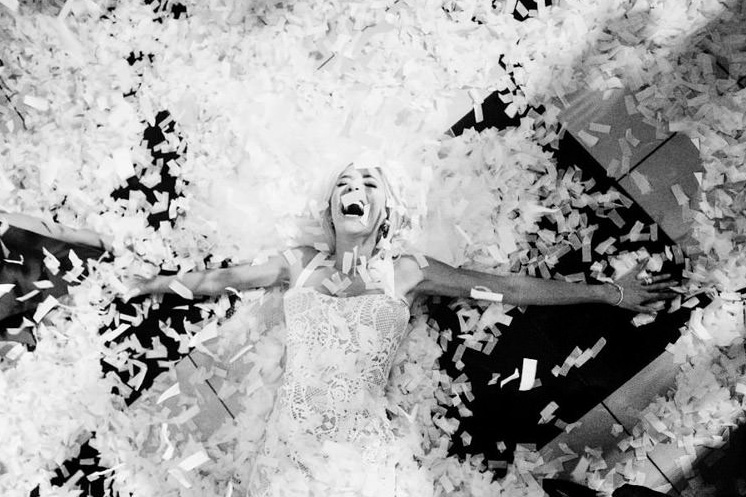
[189,321,218,347]
[630,170,652,194]
[570,456,590,482]
[283,249,298,266]
[5,343,25,360]
[112,148,135,181]
[632,313,656,327]
[33,295,58,323]
[624,94,638,115]
[32,280,55,289]
[625,128,640,147]
[23,95,49,111]
[100,324,130,343]
[342,251,353,274]
[157,382,180,404]
[178,450,211,471]
[577,130,599,147]
[168,280,194,300]
[589,122,611,134]
[470,286,503,303]
[412,253,429,268]
[670,184,689,206]
[518,358,537,391]
[42,247,60,275]
[539,401,558,423]
[473,104,483,123]
[229,343,254,364]
[340,190,365,210]
[168,468,192,488]
[0,283,14,298]
[16,290,40,302]
[500,368,519,388]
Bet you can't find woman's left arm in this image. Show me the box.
[409,256,678,313]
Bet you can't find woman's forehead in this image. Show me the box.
[337,164,383,180]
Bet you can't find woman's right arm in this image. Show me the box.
[131,255,290,298]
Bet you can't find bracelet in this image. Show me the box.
[608,282,624,307]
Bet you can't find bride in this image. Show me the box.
[127,163,677,496]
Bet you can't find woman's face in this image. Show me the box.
[329,165,388,238]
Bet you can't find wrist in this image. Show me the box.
[604,282,623,306]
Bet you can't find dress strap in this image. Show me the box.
[292,251,332,289]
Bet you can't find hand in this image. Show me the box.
[611,258,680,313]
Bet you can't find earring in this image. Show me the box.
[379,219,391,238]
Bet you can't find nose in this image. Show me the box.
[343,180,363,192]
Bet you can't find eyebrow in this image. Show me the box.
[338,174,378,181]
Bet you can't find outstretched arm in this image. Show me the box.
[129,255,289,298]
[408,256,677,313]
[0,211,113,251]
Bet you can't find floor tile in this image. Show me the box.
[187,346,255,418]
[618,133,703,246]
[538,403,677,493]
[163,357,233,440]
[645,442,710,494]
[558,87,671,179]
[601,352,681,432]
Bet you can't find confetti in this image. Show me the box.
[518,358,538,391]
[178,450,211,471]
[168,280,194,300]
[577,130,599,147]
[157,383,180,404]
[500,368,520,388]
[470,286,503,303]
[32,295,58,323]
[624,94,638,115]
[630,170,652,194]
[589,122,611,134]
[0,283,14,298]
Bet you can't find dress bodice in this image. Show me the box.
[250,288,422,496]
[277,287,410,440]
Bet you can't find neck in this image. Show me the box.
[334,233,378,269]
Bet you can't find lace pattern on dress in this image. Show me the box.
[249,287,411,496]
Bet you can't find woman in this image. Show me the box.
[127,164,677,496]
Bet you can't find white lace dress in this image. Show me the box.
[248,287,419,497]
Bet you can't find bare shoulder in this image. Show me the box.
[291,246,322,266]
[394,254,426,298]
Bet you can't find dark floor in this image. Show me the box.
[435,94,691,465]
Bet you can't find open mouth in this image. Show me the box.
[341,202,365,216]
[340,190,367,217]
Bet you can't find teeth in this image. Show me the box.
[341,191,367,216]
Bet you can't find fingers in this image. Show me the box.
[630,301,666,313]
[655,291,680,299]
[630,305,657,313]
[643,281,679,291]
[642,273,672,284]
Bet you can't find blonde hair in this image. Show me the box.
[319,163,410,255]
